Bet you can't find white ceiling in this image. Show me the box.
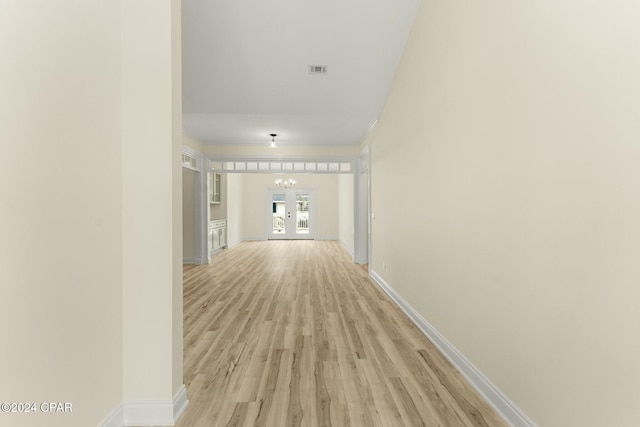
[182,0,420,147]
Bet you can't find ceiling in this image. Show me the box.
[182,0,420,147]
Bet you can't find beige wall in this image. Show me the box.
[240,174,340,240]
[204,144,358,158]
[183,169,196,259]
[367,1,640,426]
[0,1,123,426]
[338,174,355,256]
[226,174,244,247]
[183,131,204,153]
[3,2,182,425]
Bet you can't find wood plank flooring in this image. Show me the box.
[177,241,509,427]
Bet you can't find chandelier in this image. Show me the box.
[274,178,296,188]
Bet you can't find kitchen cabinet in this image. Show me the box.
[209,219,227,253]
[209,173,221,204]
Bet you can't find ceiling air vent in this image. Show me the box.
[309,65,328,75]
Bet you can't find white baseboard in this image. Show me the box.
[369,270,536,427]
[316,236,338,241]
[102,385,188,427]
[123,399,173,426]
[339,239,354,259]
[184,258,207,265]
[353,254,368,264]
[173,385,189,422]
[99,404,123,427]
[226,239,242,249]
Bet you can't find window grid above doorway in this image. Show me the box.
[209,159,352,174]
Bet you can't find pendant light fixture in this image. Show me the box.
[269,133,277,148]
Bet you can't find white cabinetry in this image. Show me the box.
[209,173,221,204]
[209,219,227,254]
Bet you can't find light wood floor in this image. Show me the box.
[177,240,508,427]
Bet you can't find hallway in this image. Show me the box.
[177,241,507,426]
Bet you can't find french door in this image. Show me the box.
[267,189,315,240]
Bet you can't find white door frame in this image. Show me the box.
[353,146,370,264]
[181,146,208,264]
[266,188,316,240]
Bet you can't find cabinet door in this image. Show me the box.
[213,174,221,203]
[209,173,221,204]
[219,228,226,247]
[208,173,215,203]
[213,228,220,250]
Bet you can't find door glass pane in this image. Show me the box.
[296,193,310,235]
[272,193,286,234]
